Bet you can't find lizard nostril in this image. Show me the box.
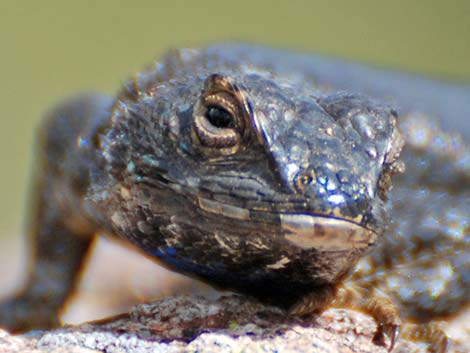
[294,169,316,194]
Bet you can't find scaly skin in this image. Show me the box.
[0,45,468,353]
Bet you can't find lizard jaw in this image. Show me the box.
[280,213,377,252]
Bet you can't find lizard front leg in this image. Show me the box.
[0,95,112,332]
[289,281,401,351]
[289,279,451,353]
[0,186,94,332]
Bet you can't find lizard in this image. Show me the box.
[0,44,468,352]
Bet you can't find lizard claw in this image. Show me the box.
[373,321,400,351]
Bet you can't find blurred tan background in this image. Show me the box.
[0,0,469,324]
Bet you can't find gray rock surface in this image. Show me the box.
[0,295,466,353]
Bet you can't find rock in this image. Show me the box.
[0,295,466,353]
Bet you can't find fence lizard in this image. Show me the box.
[0,44,468,352]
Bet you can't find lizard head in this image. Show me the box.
[96,48,404,297]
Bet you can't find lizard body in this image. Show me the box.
[0,44,468,352]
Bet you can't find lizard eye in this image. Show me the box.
[193,75,247,152]
[205,105,235,128]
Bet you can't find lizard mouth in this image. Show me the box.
[280,213,377,251]
[197,196,377,252]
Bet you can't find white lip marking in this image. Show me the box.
[280,213,376,251]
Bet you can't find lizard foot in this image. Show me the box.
[334,284,401,351]
[289,282,401,351]
[0,295,61,333]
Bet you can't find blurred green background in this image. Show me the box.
[0,0,469,240]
